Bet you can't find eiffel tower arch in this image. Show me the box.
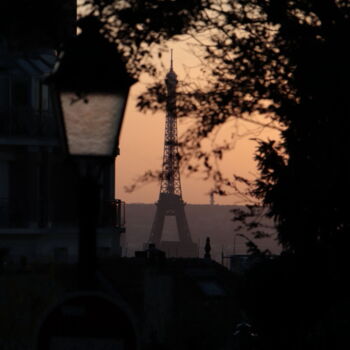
[147,52,198,257]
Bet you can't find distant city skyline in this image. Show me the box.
[116,40,280,205]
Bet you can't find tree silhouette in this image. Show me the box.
[78,0,208,79]
[79,1,350,262]
[135,1,350,260]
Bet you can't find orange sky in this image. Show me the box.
[116,40,280,205]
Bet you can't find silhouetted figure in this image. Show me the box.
[210,192,215,205]
[204,237,211,259]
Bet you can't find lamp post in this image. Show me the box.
[49,16,134,288]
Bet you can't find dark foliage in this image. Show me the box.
[241,251,350,350]
[231,203,275,255]
[0,0,76,49]
[79,0,208,78]
[245,1,350,258]
[1,0,208,78]
[135,1,350,259]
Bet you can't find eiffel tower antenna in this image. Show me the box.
[170,49,173,70]
[146,55,198,257]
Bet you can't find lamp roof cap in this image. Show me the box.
[51,16,135,94]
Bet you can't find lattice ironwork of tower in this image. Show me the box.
[147,52,198,257]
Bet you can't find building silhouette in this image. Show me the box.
[147,52,198,257]
[0,1,125,264]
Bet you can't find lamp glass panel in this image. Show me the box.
[60,93,125,156]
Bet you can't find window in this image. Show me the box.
[41,84,49,111]
[30,79,49,111]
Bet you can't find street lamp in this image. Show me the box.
[52,16,134,157]
[49,16,134,288]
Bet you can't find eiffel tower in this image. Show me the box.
[147,51,198,257]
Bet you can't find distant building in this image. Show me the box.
[0,2,125,264]
[1,253,242,349]
[228,254,252,275]
[123,203,281,261]
[227,253,277,275]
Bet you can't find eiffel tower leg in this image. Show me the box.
[173,200,198,257]
[149,203,166,247]
[174,204,193,244]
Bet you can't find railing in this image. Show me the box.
[0,197,126,230]
[99,199,125,231]
[0,108,58,140]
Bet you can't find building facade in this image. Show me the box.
[0,2,125,264]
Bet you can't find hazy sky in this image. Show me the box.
[116,40,279,205]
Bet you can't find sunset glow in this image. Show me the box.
[116,41,280,205]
